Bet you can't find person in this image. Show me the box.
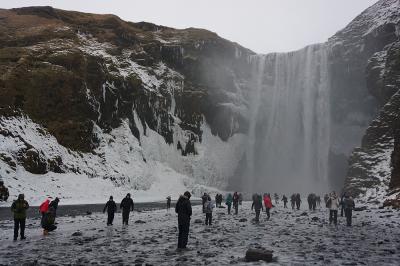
[225,193,233,214]
[11,194,29,241]
[343,194,355,226]
[263,193,272,220]
[316,196,321,207]
[233,192,239,215]
[41,206,57,235]
[307,193,316,211]
[204,195,214,225]
[0,181,9,201]
[103,196,117,226]
[120,193,134,225]
[218,194,223,207]
[251,194,263,223]
[49,197,60,217]
[290,194,296,210]
[307,194,313,210]
[238,193,243,205]
[295,193,301,210]
[215,194,219,207]
[327,191,340,226]
[274,193,279,205]
[340,193,345,217]
[175,191,192,250]
[39,198,51,217]
[201,193,208,213]
[282,195,288,208]
[324,194,329,206]
[166,196,172,211]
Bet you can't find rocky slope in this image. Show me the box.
[0,6,253,203]
[341,0,400,205]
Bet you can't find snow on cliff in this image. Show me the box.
[0,114,243,205]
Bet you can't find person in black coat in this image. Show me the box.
[175,191,192,250]
[49,197,60,218]
[103,196,117,225]
[120,193,134,225]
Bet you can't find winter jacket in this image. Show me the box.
[41,207,56,228]
[120,197,134,211]
[204,200,214,214]
[11,199,29,219]
[175,195,192,224]
[104,200,117,214]
[226,194,233,206]
[343,197,355,210]
[49,199,59,211]
[39,199,50,214]
[233,193,239,206]
[328,194,340,210]
[252,196,263,211]
[263,196,272,209]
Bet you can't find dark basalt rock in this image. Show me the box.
[21,149,47,174]
[71,231,83,237]
[245,248,273,263]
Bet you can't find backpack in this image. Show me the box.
[206,201,213,212]
[40,200,49,213]
[326,198,331,208]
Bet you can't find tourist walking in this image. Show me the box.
[251,194,263,223]
[263,193,272,220]
[120,193,134,225]
[282,195,288,208]
[176,191,192,250]
[226,193,233,214]
[327,191,340,226]
[295,193,301,210]
[166,196,171,211]
[290,194,296,209]
[233,192,239,215]
[11,194,29,241]
[103,196,117,226]
[204,195,214,225]
[343,194,355,226]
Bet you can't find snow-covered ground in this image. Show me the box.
[0,202,399,265]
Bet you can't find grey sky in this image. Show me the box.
[0,0,379,53]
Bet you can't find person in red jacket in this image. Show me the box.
[39,198,51,217]
[263,193,273,220]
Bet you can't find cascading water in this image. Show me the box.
[244,44,331,194]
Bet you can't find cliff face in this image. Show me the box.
[342,0,400,203]
[0,6,253,200]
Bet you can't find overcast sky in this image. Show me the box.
[0,0,379,53]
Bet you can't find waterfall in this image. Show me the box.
[244,44,331,194]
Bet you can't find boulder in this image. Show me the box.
[71,231,82,237]
[354,206,368,211]
[245,248,273,263]
[194,219,203,224]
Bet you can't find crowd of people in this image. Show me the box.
[5,186,356,251]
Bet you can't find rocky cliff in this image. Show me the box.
[341,0,400,205]
[0,6,253,203]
